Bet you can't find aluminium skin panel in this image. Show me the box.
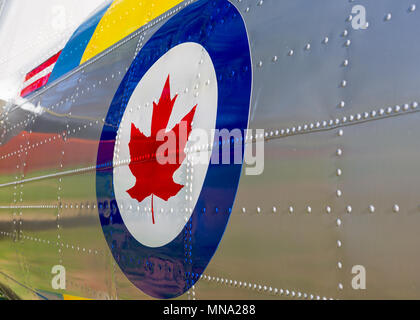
[203,0,420,300]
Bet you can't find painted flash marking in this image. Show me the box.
[20,51,62,97]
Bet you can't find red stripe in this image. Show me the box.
[21,73,51,97]
[25,51,62,82]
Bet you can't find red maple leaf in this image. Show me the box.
[126,75,197,224]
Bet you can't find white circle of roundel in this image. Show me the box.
[113,42,218,248]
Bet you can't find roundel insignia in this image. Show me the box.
[96,0,252,299]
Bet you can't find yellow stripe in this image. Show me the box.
[80,0,184,64]
[63,294,91,300]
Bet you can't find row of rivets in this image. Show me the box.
[3,100,419,167]
[201,274,333,300]
[337,10,351,291]
[237,204,405,215]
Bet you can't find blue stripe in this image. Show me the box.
[48,2,111,84]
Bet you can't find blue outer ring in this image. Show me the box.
[96,0,252,299]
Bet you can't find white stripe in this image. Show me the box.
[23,63,55,87]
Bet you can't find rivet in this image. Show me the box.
[337,240,342,248]
[307,206,312,214]
[326,206,332,214]
[305,43,311,51]
[288,50,294,56]
[338,283,344,290]
[385,13,392,21]
[409,4,416,12]
[338,129,344,137]
[345,40,351,47]
[343,60,349,67]
[346,205,352,214]
[341,80,347,88]
[339,101,346,108]
[337,190,343,198]
[393,204,400,213]
[369,205,375,213]
[336,149,343,156]
[336,218,342,227]
[288,206,294,214]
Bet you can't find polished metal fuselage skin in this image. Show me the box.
[1,0,420,300]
